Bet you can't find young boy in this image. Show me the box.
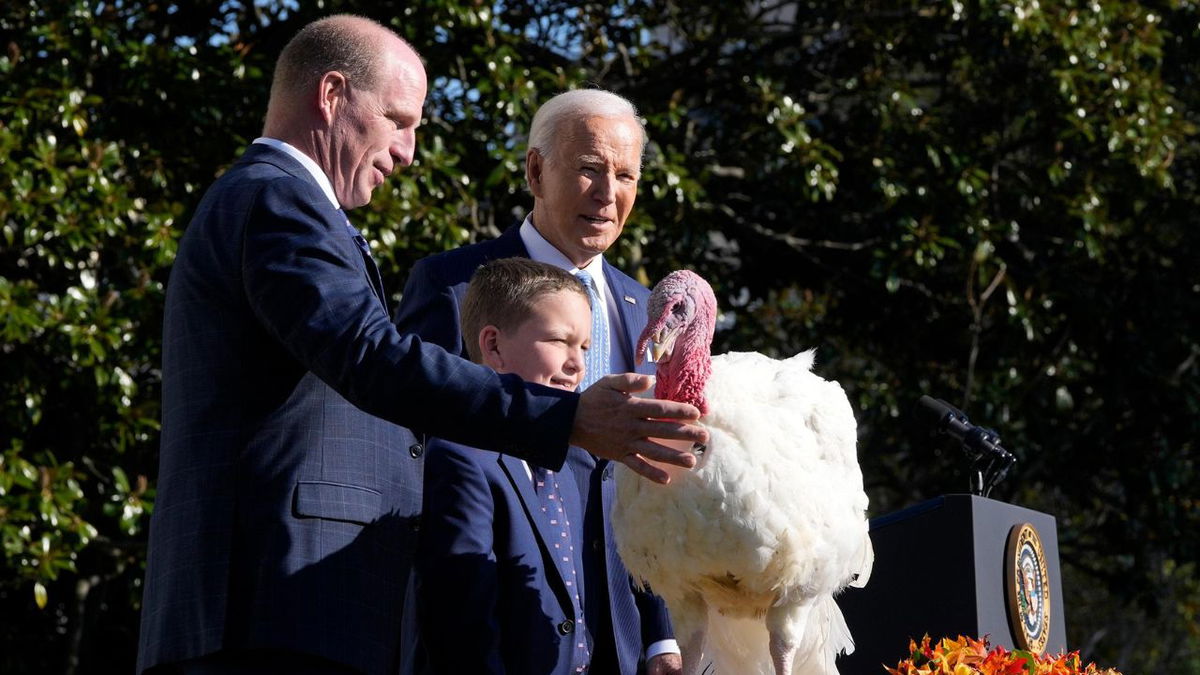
[416,258,595,674]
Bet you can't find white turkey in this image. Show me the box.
[612,270,873,675]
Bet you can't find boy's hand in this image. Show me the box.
[569,373,708,484]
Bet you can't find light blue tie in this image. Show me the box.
[575,270,610,388]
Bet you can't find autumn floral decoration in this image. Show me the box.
[885,635,1124,675]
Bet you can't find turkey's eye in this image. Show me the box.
[673,296,694,322]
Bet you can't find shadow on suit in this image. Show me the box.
[147,507,421,674]
[415,553,561,674]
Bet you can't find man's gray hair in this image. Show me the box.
[528,89,648,163]
[271,15,400,97]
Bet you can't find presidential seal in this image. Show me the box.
[1005,522,1051,653]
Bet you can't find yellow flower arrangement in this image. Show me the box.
[884,635,1123,675]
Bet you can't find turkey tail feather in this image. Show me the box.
[792,595,852,675]
[849,532,875,589]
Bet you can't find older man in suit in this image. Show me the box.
[394,89,684,675]
[136,17,704,675]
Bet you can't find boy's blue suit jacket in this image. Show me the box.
[393,225,674,674]
[418,440,590,674]
[137,144,578,675]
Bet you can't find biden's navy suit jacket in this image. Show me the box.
[393,225,674,674]
[137,144,578,675]
[418,440,590,674]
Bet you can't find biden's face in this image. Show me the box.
[527,115,643,267]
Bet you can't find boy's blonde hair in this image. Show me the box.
[461,258,591,363]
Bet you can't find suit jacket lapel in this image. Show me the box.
[497,455,574,594]
[354,239,389,312]
[603,260,642,369]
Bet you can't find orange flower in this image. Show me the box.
[886,635,1123,675]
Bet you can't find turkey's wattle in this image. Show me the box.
[636,270,715,416]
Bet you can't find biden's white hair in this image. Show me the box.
[527,89,648,163]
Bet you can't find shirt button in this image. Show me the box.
[558,619,575,635]
[409,443,424,458]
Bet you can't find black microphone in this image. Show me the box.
[917,395,1011,460]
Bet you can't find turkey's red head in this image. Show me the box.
[637,270,716,415]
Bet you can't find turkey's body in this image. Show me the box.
[613,350,872,675]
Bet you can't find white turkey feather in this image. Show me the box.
[614,349,872,674]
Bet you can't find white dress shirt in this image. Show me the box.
[519,217,635,374]
[252,137,340,210]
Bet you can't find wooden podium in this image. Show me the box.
[835,494,1067,674]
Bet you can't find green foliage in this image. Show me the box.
[0,0,165,584]
[1,0,1197,672]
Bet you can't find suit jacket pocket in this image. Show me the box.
[292,480,383,526]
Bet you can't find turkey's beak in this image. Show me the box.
[648,339,667,363]
[647,325,682,363]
